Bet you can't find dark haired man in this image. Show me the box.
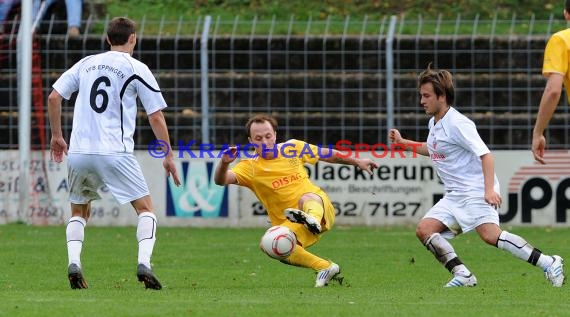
[48,17,181,290]
[392,65,564,287]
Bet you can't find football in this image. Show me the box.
[259,226,297,260]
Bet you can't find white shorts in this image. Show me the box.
[67,153,150,205]
[423,191,499,239]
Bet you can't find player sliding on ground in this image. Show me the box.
[214,114,379,287]
[389,64,565,288]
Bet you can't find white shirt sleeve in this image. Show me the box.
[52,58,84,99]
[134,63,167,115]
[450,117,490,157]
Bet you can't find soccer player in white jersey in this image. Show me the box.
[389,65,565,287]
[48,17,181,290]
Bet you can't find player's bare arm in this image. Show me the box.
[389,128,429,156]
[480,153,502,208]
[532,73,563,164]
[214,147,238,185]
[148,110,181,186]
[47,89,68,163]
[319,148,379,175]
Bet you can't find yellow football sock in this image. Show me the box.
[303,200,324,222]
[285,244,330,271]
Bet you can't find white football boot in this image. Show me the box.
[444,273,477,288]
[545,255,565,287]
[315,262,342,287]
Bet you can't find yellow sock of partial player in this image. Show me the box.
[285,244,330,271]
[303,200,324,222]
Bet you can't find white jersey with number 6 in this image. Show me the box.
[52,51,166,155]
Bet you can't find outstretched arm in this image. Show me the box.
[532,73,563,164]
[389,128,429,156]
[148,110,181,186]
[319,148,379,175]
[214,147,238,185]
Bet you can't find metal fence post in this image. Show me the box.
[201,15,212,144]
[17,0,32,223]
[386,15,397,143]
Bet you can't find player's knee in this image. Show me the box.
[416,223,432,242]
[475,224,502,246]
[479,231,500,246]
[71,203,91,220]
[131,195,153,213]
[481,236,497,246]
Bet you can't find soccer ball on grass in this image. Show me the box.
[259,225,297,260]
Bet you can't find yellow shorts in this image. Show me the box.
[280,193,336,248]
[320,192,335,231]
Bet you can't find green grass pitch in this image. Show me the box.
[0,224,568,316]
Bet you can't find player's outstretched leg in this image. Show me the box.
[68,263,88,289]
[315,262,342,287]
[284,243,343,287]
[545,255,565,287]
[137,264,162,290]
[496,231,565,287]
[285,208,322,234]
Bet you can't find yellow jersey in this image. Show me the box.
[232,139,329,225]
[543,28,570,102]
